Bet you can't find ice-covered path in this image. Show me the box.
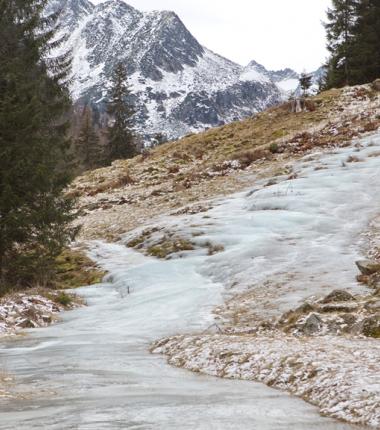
[0,246,358,430]
[0,247,356,430]
[1,133,380,429]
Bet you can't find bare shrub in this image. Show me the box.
[168,165,180,174]
[233,148,270,168]
[362,122,378,132]
[86,171,134,196]
[140,149,151,162]
[305,100,317,112]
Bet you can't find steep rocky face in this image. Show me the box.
[48,0,94,30]
[56,0,287,141]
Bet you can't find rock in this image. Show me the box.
[279,303,316,330]
[265,179,277,187]
[299,313,323,335]
[356,260,380,276]
[356,274,369,284]
[322,290,355,304]
[364,299,380,313]
[295,303,315,314]
[340,313,358,326]
[319,303,359,313]
[16,319,36,329]
[372,79,380,91]
[362,314,380,338]
[41,315,52,324]
[86,202,100,211]
[368,273,380,289]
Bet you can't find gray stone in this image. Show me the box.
[356,260,380,276]
[322,289,355,304]
[299,313,323,335]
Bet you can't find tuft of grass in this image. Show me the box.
[147,237,195,259]
[55,291,73,307]
[207,244,225,256]
[362,315,380,338]
[55,249,106,289]
[269,143,280,154]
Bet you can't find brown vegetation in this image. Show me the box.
[70,83,380,241]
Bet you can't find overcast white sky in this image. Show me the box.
[91,0,332,72]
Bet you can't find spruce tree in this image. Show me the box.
[349,0,380,84]
[0,0,78,292]
[324,0,358,88]
[75,106,103,170]
[299,73,313,97]
[106,63,137,162]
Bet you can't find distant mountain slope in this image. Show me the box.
[53,0,319,141]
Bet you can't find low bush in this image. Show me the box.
[232,148,270,168]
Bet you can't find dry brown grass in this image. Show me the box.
[70,84,380,240]
[74,88,344,199]
[232,148,271,168]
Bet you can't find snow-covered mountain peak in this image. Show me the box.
[245,60,271,75]
[241,61,271,84]
[57,1,284,141]
[93,0,140,16]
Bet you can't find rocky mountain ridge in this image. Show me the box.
[54,0,312,142]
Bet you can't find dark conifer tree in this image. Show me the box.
[299,72,313,97]
[106,63,137,162]
[324,0,358,88]
[75,106,103,170]
[349,0,380,84]
[0,0,78,292]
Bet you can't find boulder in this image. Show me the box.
[356,260,380,276]
[299,313,323,335]
[362,314,380,338]
[322,289,355,304]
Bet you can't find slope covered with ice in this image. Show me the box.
[0,229,358,429]
[149,132,380,427]
[1,131,378,428]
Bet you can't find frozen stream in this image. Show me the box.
[1,134,380,429]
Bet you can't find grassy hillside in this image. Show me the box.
[71,83,380,240]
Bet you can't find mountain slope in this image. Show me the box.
[56,0,284,141]
[70,82,380,240]
[70,82,380,428]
